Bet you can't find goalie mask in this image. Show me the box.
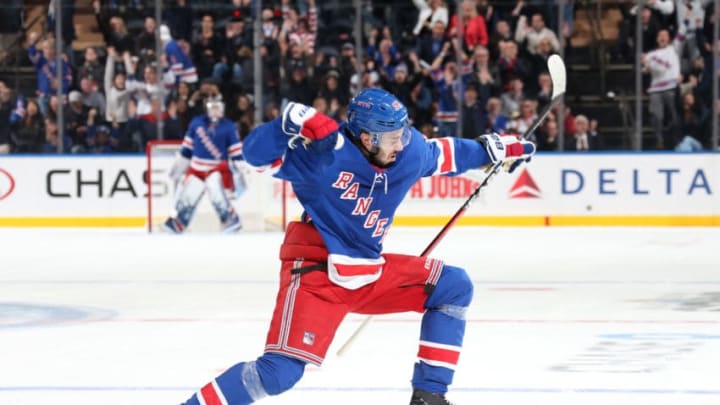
[347,88,410,149]
[206,99,225,122]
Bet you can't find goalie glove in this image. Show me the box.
[281,102,339,150]
[477,133,536,173]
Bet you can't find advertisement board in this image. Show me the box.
[0,153,718,227]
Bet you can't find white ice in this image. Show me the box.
[1,226,719,405]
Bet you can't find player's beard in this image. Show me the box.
[348,131,398,169]
[368,146,398,168]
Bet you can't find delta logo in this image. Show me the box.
[509,168,541,198]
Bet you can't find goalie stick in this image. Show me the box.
[336,54,566,357]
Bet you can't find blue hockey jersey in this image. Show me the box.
[243,119,492,289]
[181,115,243,172]
[165,39,198,84]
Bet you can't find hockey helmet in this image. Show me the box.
[206,98,225,122]
[347,88,410,148]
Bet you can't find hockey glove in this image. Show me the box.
[477,133,536,173]
[281,102,339,150]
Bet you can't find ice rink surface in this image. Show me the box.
[1,226,719,405]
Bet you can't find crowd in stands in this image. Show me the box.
[0,0,718,155]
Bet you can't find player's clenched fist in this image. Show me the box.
[281,102,339,147]
[477,133,536,173]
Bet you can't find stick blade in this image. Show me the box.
[548,54,567,98]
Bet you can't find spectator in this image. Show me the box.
[172,81,193,131]
[0,81,14,153]
[676,91,707,150]
[41,114,73,153]
[460,82,486,139]
[214,16,252,84]
[429,42,463,137]
[535,71,553,112]
[261,8,281,42]
[283,63,315,106]
[0,0,22,65]
[411,0,449,37]
[476,0,497,31]
[415,20,449,66]
[367,27,401,78]
[467,45,500,109]
[10,98,45,153]
[104,47,129,142]
[79,75,106,119]
[78,47,105,86]
[694,22,719,108]
[160,24,198,84]
[566,114,602,151]
[484,96,509,133]
[406,80,434,128]
[94,2,133,54]
[496,40,531,89]
[27,33,73,117]
[165,0,194,43]
[642,28,680,149]
[349,59,381,97]
[509,98,539,139]
[135,16,158,62]
[536,116,560,151]
[379,62,422,110]
[47,0,76,64]
[675,1,706,68]
[317,70,349,111]
[500,77,525,118]
[260,39,282,105]
[337,42,358,95]
[514,12,561,55]
[66,90,91,150]
[287,0,318,57]
[488,19,513,61]
[124,51,175,123]
[228,93,254,139]
[448,0,489,53]
[192,13,224,81]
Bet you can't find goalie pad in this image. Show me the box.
[166,174,206,233]
[205,171,242,232]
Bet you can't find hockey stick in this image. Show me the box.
[336,54,567,357]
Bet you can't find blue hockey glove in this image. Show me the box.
[281,102,339,150]
[477,133,536,173]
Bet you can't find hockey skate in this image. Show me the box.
[222,213,242,233]
[163,217,185,234]
[409,389,454,405]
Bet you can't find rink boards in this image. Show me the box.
[0,152,718,227]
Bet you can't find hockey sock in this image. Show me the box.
[412,265,473,394]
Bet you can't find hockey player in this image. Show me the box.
[179,88,535,404]
[164,98,244,234]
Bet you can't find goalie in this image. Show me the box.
[163,98,245,234]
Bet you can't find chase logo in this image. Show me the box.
[509,168,541,198]
[0,168,15,201]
